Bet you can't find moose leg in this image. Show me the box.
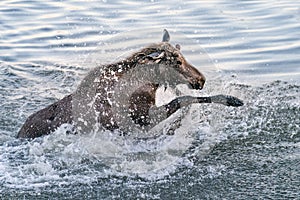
[149,95,243,127]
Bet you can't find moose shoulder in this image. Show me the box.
[17,29,243,139]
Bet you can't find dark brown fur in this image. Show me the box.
[18,30,220,138]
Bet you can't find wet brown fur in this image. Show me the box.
[17,39,206,138]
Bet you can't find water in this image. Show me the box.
[1,0,299,199]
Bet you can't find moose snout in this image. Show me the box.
[183,62,206,90]
[190,76,206,90]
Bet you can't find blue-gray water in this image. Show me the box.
[0,0,299,199]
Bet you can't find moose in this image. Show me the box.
[17,29,243,139]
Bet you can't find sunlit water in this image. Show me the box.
[1,0,299,199]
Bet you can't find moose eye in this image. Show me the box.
[146,51,165,60]
[147,52,161,59]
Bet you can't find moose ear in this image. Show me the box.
[162,29,170,42]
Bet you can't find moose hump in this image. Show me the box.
[17,29,243,139]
